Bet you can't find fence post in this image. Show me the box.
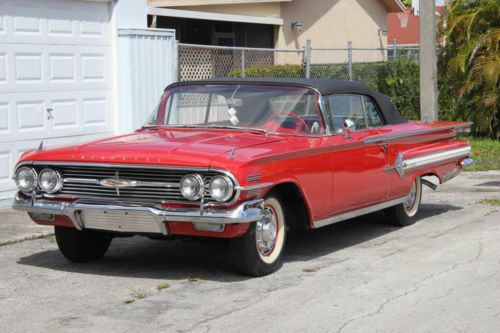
[241,49,246,78]
[347,41,353,81]
[392,38,397,60]
[305,39,311,79]
[175,40,180,81]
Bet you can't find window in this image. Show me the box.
[145,84,325,135]
[362,96,385,128]
[166,93,229,125]
[329,95,366,132]
[328,94,385,133]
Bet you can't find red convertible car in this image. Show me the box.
[12,78,473,276]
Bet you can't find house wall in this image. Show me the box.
[277,0,388,64]
[164,0,390,64]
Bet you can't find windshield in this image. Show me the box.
[144,84,325,135]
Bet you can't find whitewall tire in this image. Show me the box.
[384,176,422,226]
[229,193,286,276]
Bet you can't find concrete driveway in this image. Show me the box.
[0,171,499,332]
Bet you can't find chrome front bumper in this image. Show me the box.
[12,193,264,235]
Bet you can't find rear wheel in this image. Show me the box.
[384,177,422,226]
[55,226,112,263]
[229,193,286,276]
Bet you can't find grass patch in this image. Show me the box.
[484,210,498,216]
[130,288,148,300]
[302,268,319,273]
[480,198,500,206]
[186,275,205,282]
[462,136,500,171]
[156,282,171,291]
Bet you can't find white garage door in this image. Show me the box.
[0,0,114,199]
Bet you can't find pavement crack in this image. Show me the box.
[184,275,306,332]
[336,241,484,333]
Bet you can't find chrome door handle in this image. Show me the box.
[377,142,388,154]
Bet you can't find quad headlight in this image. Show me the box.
[180,174,205,201]
[38,169,63,193]
[14,167,38,193]
[209,175,234,202]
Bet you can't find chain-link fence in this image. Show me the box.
[178,40,419,85]
[178,43,305,81]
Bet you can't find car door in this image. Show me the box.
[325,94,392,215]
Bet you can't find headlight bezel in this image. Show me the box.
[14,167,38,193]
[38,168,63,194]
[180,173,205,201]
[209,175,234,202]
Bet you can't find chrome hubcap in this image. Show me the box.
[404,181,417,212]
[256,208,277,255]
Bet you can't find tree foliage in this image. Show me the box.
[439,0,500,138]
[400,0,412,8]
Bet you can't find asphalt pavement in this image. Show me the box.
[0,171,499,332]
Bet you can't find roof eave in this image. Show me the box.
[382,0,406,12]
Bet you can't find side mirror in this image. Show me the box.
[342,119,355,138]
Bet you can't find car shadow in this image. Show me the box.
[17,203,462,281]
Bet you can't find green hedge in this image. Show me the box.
[229,57,421,120]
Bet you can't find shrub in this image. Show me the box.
[377,57,420,120]
[230,64,305,78]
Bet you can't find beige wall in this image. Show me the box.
[277,0,388,63]
[169,3,281,18]
[148,0,288,7]
[154,0,391,64]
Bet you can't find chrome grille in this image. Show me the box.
[36,164,227,203]
[80,210,162,234]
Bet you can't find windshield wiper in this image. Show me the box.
[204,125,268,136]
[142,124,268,136]
[142,124,206,130]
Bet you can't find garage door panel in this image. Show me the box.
[0,44,111,93]
[0,52,6,84]
[0,89,112,141]
[0,102,9,133]
[52,99,78,129]
[15,52,43,83]
[0,0,110,46]
[0,149,12,194]
[17,100,46,132]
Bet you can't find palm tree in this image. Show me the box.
[439,0,500,138]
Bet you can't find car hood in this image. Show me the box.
[21,129,283,167]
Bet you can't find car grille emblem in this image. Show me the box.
[99,170,135,196]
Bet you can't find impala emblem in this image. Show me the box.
[99,171,137,196]
[99,178,134,189]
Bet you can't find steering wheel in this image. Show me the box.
[265,112,311,133]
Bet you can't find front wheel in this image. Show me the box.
[55,226,112,263]
[229,193,286,276]
[384,176,422,226]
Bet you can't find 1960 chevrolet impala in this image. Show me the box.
[12,78,473,276]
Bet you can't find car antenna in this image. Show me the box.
[228,147,236,159]
[37,141,44,151]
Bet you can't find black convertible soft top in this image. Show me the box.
[167,78,407,125]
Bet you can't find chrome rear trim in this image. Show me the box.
[385,146,471,179]
[403,146,471,171]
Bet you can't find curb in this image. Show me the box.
[0,232,54,248]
